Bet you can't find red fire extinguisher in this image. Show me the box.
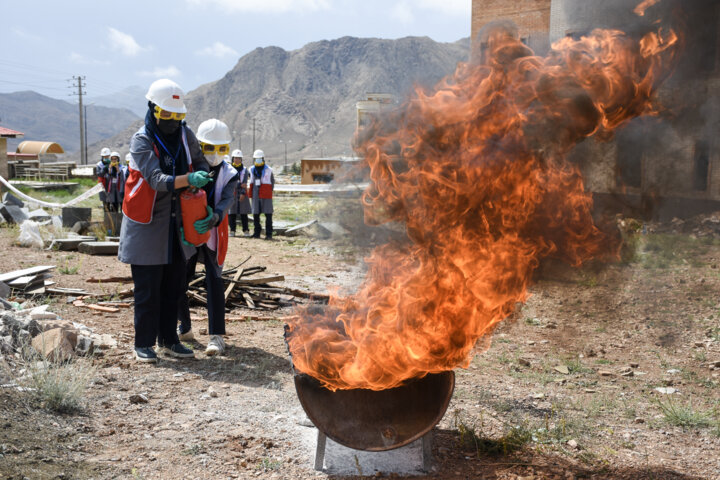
[180,187,211,246]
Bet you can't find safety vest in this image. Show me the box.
[122,127,193,224]
[248,166,273,199]
[207,162,237,267]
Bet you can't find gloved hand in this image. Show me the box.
[188,171,213,188]
[193,206,216,235]
[179,226,194,247]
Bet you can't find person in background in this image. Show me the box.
[101,151,126,212]
[118,78,213,363]
[228,149,251,237]
[95,147,111,206]
[177,119,238,356]
[249,149,275,240]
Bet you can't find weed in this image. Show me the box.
[524,317,541,326]
[257,457,282,471]
[565,358,593,375]
[453,410,532,456]
[652,396,713,428]
[58,256,82,275]
[182,443,206,456]
[17,345,95,413]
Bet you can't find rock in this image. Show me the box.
[694,341,705,348]
[0,335,13,354]
[0,282,9,300]
[129,394,149,404]
[531,392,545,399]
[666,369,681,374]
[518,358,532,367]
[78,242,119,256]
[35,319,75,334]
[31,328,78,362]
[630,362,639,368]
[89,333,117,350]
[70,221,91,234]
[75,335,95,356]
[633,417,645,424]
[654,387,677,394]
[599,370,613,376]
[554,365,569,375]
[208,387,218,398]
[567,439,579,449]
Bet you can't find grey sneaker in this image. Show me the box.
[159,343,195,358]
[205,335,225,356]
[178,328,195,342]
[134,347,158,363]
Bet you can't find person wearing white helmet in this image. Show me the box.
[98,151,126,212]
[118,78,213,363]
[228,149,251,236]
[177,118,238,356]
[95,147,112,205]
[248,149,275,239]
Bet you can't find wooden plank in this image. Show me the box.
[8,275,37,287]
[72,299,120,313]
[242,292,256,309]
[0,265,55,283]
[86,276,133,284]
[224,268,244,301]
[236,275,285,286]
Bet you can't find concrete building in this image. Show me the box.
[0,126,24,182]
[472,0,720,218]
[300,157,360,184]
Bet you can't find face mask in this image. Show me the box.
[158,119,180,136]
[206,154,224,167]
[102,156,110,165]
[254,160,264,168]
[232,158,242,167]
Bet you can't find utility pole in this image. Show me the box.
[69,75,87,165]
[252,118,256,152]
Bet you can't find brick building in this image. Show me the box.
[472,0,720,218]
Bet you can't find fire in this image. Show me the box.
[286,24,679,391]
[634,0,661,17]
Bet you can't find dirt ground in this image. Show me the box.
[0,207,719,479]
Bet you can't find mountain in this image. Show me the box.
[80,36,470,165]
[0,91,139,154]
[87,86,147,117]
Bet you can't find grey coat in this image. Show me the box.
[229,167,252,215]
[95,160,107,203]
[118,125,209,266]
[250,167,275,215]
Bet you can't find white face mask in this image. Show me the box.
[206,153,223,167]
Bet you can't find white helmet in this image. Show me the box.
[145,78,187,114]
[196,118,232,145]
[110,151,120,159]
[253,149,264,159]
[100,147,111,157]
[231,149,243,158]
[125,153,132,164]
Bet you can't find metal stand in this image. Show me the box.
[314,430,433,476]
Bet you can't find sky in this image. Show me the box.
[0,0,470,103]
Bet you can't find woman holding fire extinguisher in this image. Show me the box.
[177,118,238,356]
[118,78,213,363]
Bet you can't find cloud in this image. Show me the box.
[196,41,239,58]
[417,0,470,16]
[12,27,42,42]
[391,1,415,25]
[108,27,146,56]
[185,0,330,14]
[138,66,181,78]
[69,52,110,66]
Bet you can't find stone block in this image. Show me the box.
[0,204,28,224]
[78,241,119,256]
[62,207,91,228]
[2,192,24,208]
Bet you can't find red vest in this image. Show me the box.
[123,128,192,224]
[248,166,273,199]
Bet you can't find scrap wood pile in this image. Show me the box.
[187,257,329,312]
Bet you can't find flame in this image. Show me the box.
[634,0,661,17]
[286,26,679,391]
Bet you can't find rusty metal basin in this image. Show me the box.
[293,370,455,452]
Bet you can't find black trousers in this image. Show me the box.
[228,213,249,233]
[253,214,272,238]
[131,239,185,348]
[178,245,226,335]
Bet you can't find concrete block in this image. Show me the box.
[2,192,24,208]
[62,207,91,228]
[317,432,432,476]
[78,241,119,255]
[28,209,51,222]
[49,237,96,251]
[0,204,28,224]
[103,211,123,236]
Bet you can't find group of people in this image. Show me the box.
[95,148,129,212]
[117,78,275,363]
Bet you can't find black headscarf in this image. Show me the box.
[144,103,188,176]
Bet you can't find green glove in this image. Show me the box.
[179,227,194,247]
[193,206,214,235]
[188,171,213,188]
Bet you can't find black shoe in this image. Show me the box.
[134,347,158,363]
[264,236,273,241]
[158,343,195,358]
[252,233,261,238]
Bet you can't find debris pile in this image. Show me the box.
[187,258,328,312]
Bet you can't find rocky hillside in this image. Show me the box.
[0,91,139,154]
[82,36,469,165]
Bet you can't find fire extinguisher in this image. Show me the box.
[180,176,213,246]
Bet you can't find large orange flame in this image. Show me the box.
[286,26,679,391]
